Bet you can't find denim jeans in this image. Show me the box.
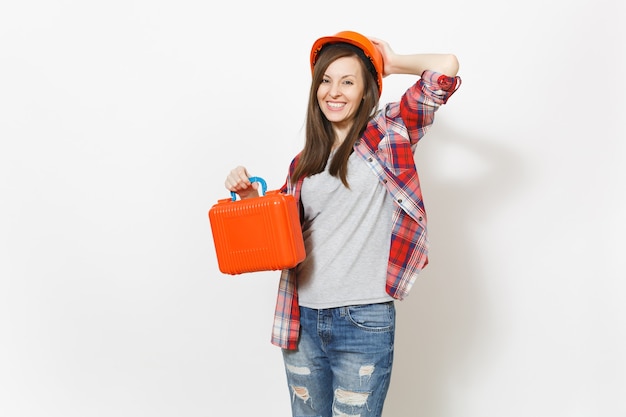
[282,302,396,417]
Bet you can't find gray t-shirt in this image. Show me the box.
[296,151,395,309]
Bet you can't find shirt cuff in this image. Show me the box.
[421,70,461,104]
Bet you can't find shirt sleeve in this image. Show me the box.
[280,153,302,194]
[399,70,461,144]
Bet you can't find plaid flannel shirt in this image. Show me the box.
[272,70,461,349]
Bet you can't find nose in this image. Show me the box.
[329,82,342,98]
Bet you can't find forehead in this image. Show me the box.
[324,56,362,76]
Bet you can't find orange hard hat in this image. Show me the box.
[310,30,384,96]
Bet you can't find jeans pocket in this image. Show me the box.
[345,302,395,331]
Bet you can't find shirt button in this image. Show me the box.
[398,199,403,203]
[368,157,373,162]
[418,216,423,221]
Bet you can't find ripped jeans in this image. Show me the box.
[281,302,395,417]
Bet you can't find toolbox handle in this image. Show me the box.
[230,176,267,201]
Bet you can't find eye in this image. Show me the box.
[321,77,331,84]
[343,79,354,86]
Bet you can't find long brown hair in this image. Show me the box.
[291,43,380,187]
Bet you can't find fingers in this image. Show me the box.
[369,38,393,78]
[369,37,388,52]
[225,166,248,190]
[224,166,258,198]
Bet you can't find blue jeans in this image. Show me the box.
[282,302,396,417]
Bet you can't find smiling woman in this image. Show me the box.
[316,55,366,136]
[222,30,460,417]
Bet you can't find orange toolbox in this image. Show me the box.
[208,177,306,275]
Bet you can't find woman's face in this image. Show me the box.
[316,55,365,129]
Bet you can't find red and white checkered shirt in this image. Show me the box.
[272,70,461,349]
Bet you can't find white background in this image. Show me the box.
[1,1,625,416]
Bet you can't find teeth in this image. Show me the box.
[328,103,344,108]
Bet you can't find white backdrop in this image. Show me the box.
[1,1,624,416]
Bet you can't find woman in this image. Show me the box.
[225,30,460,417]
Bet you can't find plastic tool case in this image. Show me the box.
[208,177,305,275]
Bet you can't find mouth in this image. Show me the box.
[326,102,346,110]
